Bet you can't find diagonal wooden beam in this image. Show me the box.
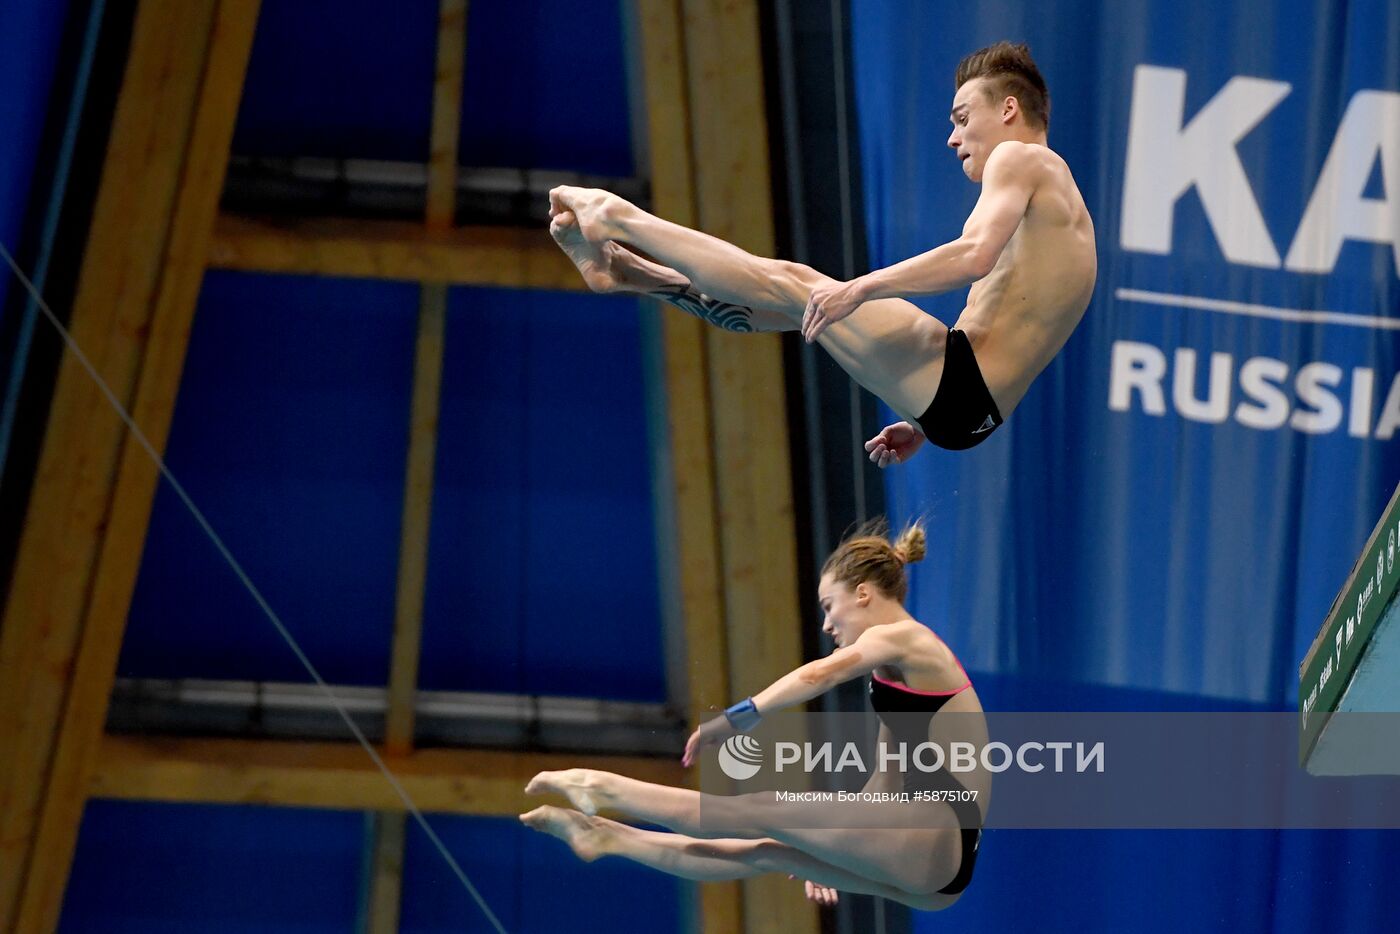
[207,213,587,289]
[0,0,225,925]
[89,735,686,816]
[4,3,264,931]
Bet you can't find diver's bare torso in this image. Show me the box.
[957,146,1097,417]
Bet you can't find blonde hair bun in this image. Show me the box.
[820,517,928,603]
[892,521,927,565]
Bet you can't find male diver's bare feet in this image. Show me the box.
[549,211,620,293]
[520,806,611,862]
[525,768,607,816]
[550,211,688,295]
[548,185,627,242]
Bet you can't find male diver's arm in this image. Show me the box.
[859,142,1040,300]
[800,142,1040,341]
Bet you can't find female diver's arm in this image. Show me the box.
[681,622,914,767]
[750,625,906,715]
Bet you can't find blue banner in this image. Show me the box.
[853,0,1400,705]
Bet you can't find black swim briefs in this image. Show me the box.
[915,327,1003,451]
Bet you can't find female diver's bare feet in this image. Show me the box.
[550,210,688,295]
[520,806,611,862]
[524,768,609,816]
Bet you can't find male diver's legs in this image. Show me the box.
[549,188,948,425]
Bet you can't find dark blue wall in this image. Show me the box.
[232,0,634,175]
[120,273,665,701]
[62,800,684,933]
[0,0,74,326]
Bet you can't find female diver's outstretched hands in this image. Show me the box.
[681,713,735,768]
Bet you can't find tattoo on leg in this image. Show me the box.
[649,286,755,333]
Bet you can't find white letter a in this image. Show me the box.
[1286,91,1400,276]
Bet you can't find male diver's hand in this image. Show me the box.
[682,713,736,768]
[794,877,840,907]
[802,276,870,342]
[865,421,925,467]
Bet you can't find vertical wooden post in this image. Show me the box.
[635,0,817,931]
[425,0,467,231]
[374,3,466,931]
[363,812,407,934]
[680,2,815,931]
[384,283,447,758]
[633,2,742,932]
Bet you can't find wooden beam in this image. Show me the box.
[375,7,469,927]
[678,1,817,932]
[385,0,465,763]
[680,0,801,749]
[635,1,731,723]
[635,0,696,234]
[364,811,406,934]
[207,213,587,289]
[634,2,743,933]
[425,0,467,229]
[385,285,446,756]
[5,3,263,931]
[89,735,686,816]
[0,0,225,928]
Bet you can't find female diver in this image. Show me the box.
[521,521,989,910]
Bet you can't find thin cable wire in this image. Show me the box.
[0,241,509,934]
[0,0,107,480]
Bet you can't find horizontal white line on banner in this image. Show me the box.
[1115,288,1400,331]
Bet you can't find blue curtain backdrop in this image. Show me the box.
[851,1,1400,931]
[855,0,1400,703]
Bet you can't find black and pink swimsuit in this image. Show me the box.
[868,663,982,896]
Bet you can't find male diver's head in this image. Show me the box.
[948,41,1050,181]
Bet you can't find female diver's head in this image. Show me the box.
[817,519,926,648]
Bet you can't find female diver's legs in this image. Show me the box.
[519,805,956,911]
[525,769,962,900]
